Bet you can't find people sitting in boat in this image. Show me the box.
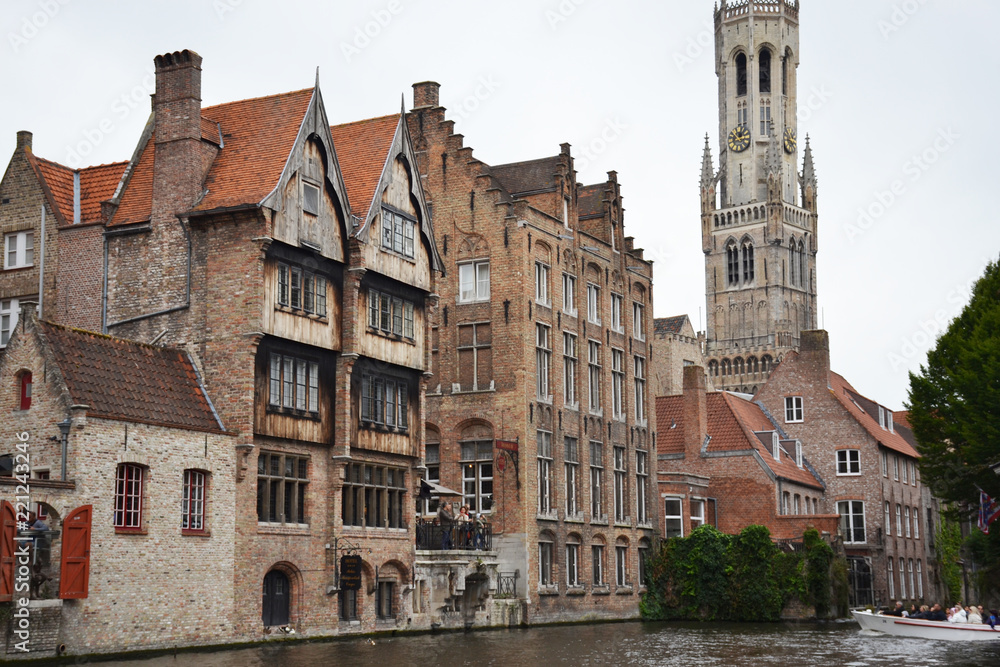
[967,605,982,624]
[909,604,930,619]
[948,605,968,623]
[884,601,905,617]
[924,603,947,621]
[988,609,998,629]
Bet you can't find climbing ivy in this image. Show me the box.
[641,525,840,622]
[935,520,963,605]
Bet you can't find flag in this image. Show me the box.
[979,491,1000,534]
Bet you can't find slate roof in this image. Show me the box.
[329,114,400,218]
[38,321,223,433]
[577,184,606,219]
[489,156,560,196]
[27,156,127,225]
[654,316,689,336]
[828,371,919,459]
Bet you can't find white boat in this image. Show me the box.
[852,609,1000,641]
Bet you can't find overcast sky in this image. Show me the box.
[2,0,996,410]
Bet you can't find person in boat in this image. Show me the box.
[949,605,968,623]
[909,604,929,619]
[988,609,998,629]
[925,603,947,621]
[884,601,905,617]
[967,605,982,624]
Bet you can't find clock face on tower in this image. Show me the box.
[728,126,750,153]
[783,127,797,154]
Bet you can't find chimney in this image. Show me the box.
[152,49,204,216]
[682,365,708,459]
[16,131,32,152]
[412,81,440,109]
[799,329,831,380]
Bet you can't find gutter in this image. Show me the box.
[37,205,45,319]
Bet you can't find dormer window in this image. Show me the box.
[19,372,31,410]
[302,182,319,216]
[771,433,780,461]
[795,441,802,468]
[381,207,415,259]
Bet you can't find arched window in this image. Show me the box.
[736,53,747,97]
[737,100,748,127]
[798,240,807,289]
[759,49,772,94]
[782,51,789,95]
[18,371,32,410]
[760,98,772,136]
[788,239,798,287]
[761,355,773,374]
[734,358,744,375]
[721,359,732,376]
[742,240,754,283]
[726,242,740,287]
[747,357,758,374]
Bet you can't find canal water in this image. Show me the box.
[101,620,1000,666]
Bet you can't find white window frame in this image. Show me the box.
[838,500,866,544]
[302,180,320,216]
[592,544,605,586]
[881,450,888,477]
[888,559,895,599]
[586,283,601,325]
[615,545,628,587]
[664,497,683,539]
[610,293,624,333]
[895,504,903,537]
[611,349,625,421]
[537,430,553,515]
[784,396,803,423]
[566,542,580,586]
[904,506,911,538]
[836,449,861,476]
[916,560,923,597]
[565,436,579,517]
[893,455,899,481]
[690,498,705,528]
[381,207,415,259]
[885,501,892,537]
[635,450,648,525]
[458,260,490,303]
[588,340,602,414]
[535,262,550,306]
[1,298,27,347]
[589,441,604,520]
[4,231,34,270]
[562,273,577,315]
[269,353,320,414]
[563,332,578,407]
[912,506,920,539]
[613,445,627,523]
[899,557,907,599]
[632,302,645,341]
[539,540,553,586]
[536,324,552,402]
[634,356,646,423]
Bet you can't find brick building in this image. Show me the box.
[656,365,838,542]
[407,82,657,623]
[755,330,939,607]
[650,315,707,397]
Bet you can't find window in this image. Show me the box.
[884,502,892,537]
[887,559,895,599]
[735,52,747,97]
[457,322,492,391]
[563,333,578,406]
[893,455,899,481]
[269,353,320,413]
[4,231,33,269]
[181,469,206,532]
[592,545,605,586]
[565,437,579,517]
[909,461,915,486]
[784,396,803,423]
[691,499,705,527]
[458,260,490,302]
[367,289,414,339]
[634,356,646,423]
[665,498,683,539]
[912,507,920,539]
[838,500,865,543]
[19,372,31,410]
[590,441,604,520]
[539,540,554,586]
[742,240,754,282]
[422,444,440,515]
[902,458,908,484]
[588,341,602,413]
[916,560,923,597]
[566,541,580,586]
[460,441,494,513]
[257,453,308,524]
[613,446,627,523]
[737,100,748,127]
[537,431,553,514]
[759,48,771,94]
[381,208,415,259]
[638,541,649,588]
[610,294,623,332]
[536,324,552,401]
[535,262,550,305]
[114,463,144,530]
[635,450,648,525]
[795,441,803,468]
[360,374,409,430]
[793,495,801,515]
[562,274,577,314]
[760,97,771,136]
[726,242,739,286]
[376,580,394,619]
[302,181,319,216]
[632,303,645,340]
[277,263,327,317]
[881,450,888,477]
[611,349,625,420]
[899,557,907,599]
[615,545,628,587]
[836,450,860,475]
[904,506,911,538]
[342,463,406,528]
[1,298,28,347]
[586,283,601,325]
[340,588,358,621]
[895,504,903,537]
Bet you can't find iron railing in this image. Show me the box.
[416,519,493,551]
[496,571,519,599]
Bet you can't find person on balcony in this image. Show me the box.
[438,502,455,549]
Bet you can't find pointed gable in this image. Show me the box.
[330,114,400,219]
[28,156,73,223]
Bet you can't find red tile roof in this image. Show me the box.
[330,114,399,218]
[30,156,74,222]
[828,372,919,458]
[38,321,222,433]
[110,137,154,226]
[655,394,685,455]
[79,162,127,222]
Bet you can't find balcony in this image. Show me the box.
[416,519,493,551]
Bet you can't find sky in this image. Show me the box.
[2,0,997,410]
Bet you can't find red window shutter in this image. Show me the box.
[0,500,15,602]
[20,372,32,411]
[59,505,92,599]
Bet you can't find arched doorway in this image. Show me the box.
[262,569,290,626]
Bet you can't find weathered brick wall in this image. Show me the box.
[54,223,104,332]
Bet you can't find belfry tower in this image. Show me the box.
[701,0,818,393]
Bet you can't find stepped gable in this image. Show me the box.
[38,321,222,432]
[330,113,400,218]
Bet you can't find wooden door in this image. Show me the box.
[0,500,15,602]
[59,505,92,599]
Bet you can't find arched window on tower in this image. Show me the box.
[760,98,772,136]
[734,357,744,375]
[798,240,807,289]
[721,359,732,376]
[759,48,772,94]
[736,53,748,97]
[708,360,719,378]
[737,101,748,127]
[761,355,773,374]
[742,240,754,283]
[788,238,798,287]
[782,51,789,96]
[726,242,740,287]
[747,356,758,375]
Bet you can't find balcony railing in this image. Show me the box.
[416,519,493,551]
[495,571,519,599]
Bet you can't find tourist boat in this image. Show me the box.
[852,610,1000,641]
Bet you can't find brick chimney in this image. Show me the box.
[412,81,440,109]
[152,49,204,217]
[16,131,32,152]
[682,365,708,459]
[799,329,831,382]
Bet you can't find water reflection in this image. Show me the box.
[103,621,1000,667]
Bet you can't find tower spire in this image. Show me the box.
[765,121,783,179]
[801,135,816,188]
[700,133,715,190]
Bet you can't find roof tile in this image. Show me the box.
[329,114,399,218]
